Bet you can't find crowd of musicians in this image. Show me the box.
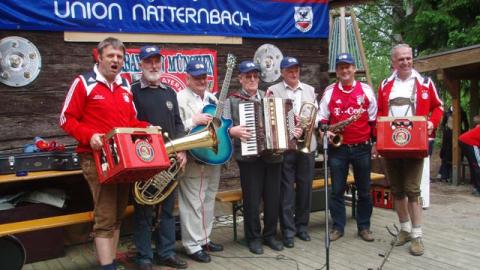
[60,37,445,270]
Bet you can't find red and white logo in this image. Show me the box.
[294,6,313,33]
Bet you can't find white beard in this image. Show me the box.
[143,70,161,84]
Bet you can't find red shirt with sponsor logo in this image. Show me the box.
[60,65,149,153]
[459,126,480,146]
[318,81,377,144]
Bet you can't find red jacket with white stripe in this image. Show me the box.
[60,65,149,153]
[376,70,443,137]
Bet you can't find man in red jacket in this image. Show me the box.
[459,115,480,197]
[60,37,149,270]
[375,44,443,256]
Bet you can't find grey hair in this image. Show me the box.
[391,43,412,59]
[97,37,126,56]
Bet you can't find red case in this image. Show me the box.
[376,116,428,159]
[93,128,170,184]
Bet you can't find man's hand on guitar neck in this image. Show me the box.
[192,113,212,126]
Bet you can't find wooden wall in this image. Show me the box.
[0,30,329,152]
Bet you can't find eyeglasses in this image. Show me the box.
[243,74,259,79]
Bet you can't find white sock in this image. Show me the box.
[400,221,411,233]
[411,226,422,238]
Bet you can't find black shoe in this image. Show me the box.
[201,241,224,252]
[283,237,294,248]
[263,238,284,251]
[248,240,263,254]
[157,255,188,269]
[296,231,311,241]
[188,250,211,263]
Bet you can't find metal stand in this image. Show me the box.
[321,125,331,270]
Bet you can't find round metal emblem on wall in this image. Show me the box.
[254,44,283,83]
[135,140,155,162]
[0,36,42,87]
[392,127,411,146]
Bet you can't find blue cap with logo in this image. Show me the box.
[335,52,355,66]
[280,56,300,69]
[139,45,161,61]
[239,60,260,74]
[186,60,208,77]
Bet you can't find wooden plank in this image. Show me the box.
[0,170,82,184]
[0,205,133,236]
[64,32,243,44]
[414,45,480,73]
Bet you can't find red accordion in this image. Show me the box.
[93,128,170,184]
[376,116,428,159]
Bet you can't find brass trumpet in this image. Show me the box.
[297,102,318,153]
[134,122,218,205]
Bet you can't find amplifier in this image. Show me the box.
[376,116,428,159]
[93,128,170,184]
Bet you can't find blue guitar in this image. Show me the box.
[189,54,236,165]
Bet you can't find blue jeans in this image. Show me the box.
[133,190,177,265]
[328,143,372,233]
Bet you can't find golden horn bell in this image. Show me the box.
[134,122,218,205]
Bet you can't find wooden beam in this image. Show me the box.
[350,11,372,87]
[64,32,243,45]
[444,77,461,185]
[471,80,479,124]
[414,46,480,73]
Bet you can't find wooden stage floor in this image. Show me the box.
[24,181,480,270]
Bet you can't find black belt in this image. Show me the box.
[342,140,370,148]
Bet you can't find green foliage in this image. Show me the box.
[354,0,480,89]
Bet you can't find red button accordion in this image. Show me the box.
[376,116,428,159]
[93,128,170,184]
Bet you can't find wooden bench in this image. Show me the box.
[0,205,135,237]
[215,172,386,241]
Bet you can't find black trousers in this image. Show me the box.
[237,159,281,242]
[459,142,480,191]
[279,151,315,238]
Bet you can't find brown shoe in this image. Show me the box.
[329,229,344,241]
[392,230,411,246]
[358,229,374,242]
[409,237,424,256]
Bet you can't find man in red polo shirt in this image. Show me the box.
[375,44,443,256]
[459,115,480,197]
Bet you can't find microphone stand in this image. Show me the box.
[321,124,331,270]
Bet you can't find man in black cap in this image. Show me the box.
[267,56,317,248]
[318,52,377,242]
[131,45,188,270]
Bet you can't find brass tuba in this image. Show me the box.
[327,108,365,147]
[297,102,318,153]
[134,122,218,205]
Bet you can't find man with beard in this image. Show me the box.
[60,37,150,270]
[131,45,188,270]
